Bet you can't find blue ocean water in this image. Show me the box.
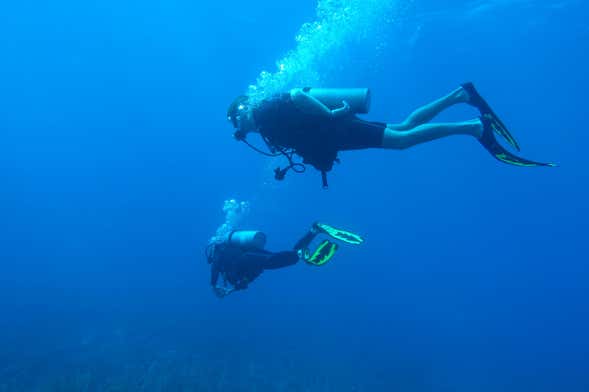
[1,0,588,390]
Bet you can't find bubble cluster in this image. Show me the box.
[209,199,251,245]
[247,0,407,104]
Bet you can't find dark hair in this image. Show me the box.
[226,95,249,127]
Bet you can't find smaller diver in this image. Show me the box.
[206,222,363,298]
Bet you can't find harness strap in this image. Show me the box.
[237,133,335,188]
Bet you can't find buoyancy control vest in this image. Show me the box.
[253,93,339,187]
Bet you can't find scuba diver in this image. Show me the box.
[206,222,363,298]
[227,83,555,188]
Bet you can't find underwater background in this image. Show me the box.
[1,0,588,390]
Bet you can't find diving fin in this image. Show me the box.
[462,82,521,151]
[313,222,364,245]
[479,115,556,167]
[305,240,338,266]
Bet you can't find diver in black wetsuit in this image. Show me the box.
[206,222,363,298]
[228,85,555,187]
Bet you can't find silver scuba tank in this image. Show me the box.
[292,87,372,114]
[227,230,267,250]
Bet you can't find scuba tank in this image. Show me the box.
[206,230,266,264]
[227,230,267,250]
[291,87,371,114]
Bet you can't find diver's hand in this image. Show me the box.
[331,100,351,118]
[213,287,225,298]
[213,286,234,298]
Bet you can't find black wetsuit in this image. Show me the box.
[253,93,386,173]
[210,246,298,290]
[209,229,316,291]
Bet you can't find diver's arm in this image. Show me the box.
[211,265,226,298]
[211,265,236,298]
[210,263,220,287]
[291,89,350,118]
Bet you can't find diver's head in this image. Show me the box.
[227,95,256,139]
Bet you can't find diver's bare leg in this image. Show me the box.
[382,119,483,149]
[388,87,469,131]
